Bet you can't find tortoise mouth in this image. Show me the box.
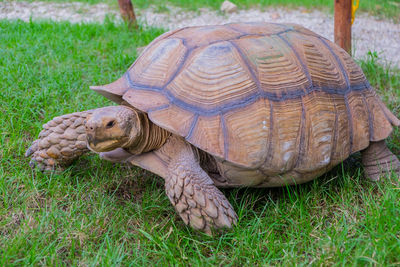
[87,139,121,152]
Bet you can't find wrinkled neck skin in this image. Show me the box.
[124,110,171,155]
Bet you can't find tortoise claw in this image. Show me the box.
[29,158,63,173]
[27,149,61,173]
[28,158,46,172]
[28,158,37,169]
[25,140,38,157]
[26,141,47,171]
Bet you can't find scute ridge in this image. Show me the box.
[220,115,229,158]
[295,97,307,168]
[328,94,339,166]
[234,35,312,98]
[229,41,263,94]
[186,114,199,140]
[277,34,313,89]
[303,40,342,88]
[361,93,375,140]
[318,37,351,89]
[318,36,355,153]
[162,43,192,89]
[343,95,354,153]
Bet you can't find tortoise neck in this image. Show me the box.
[126,111,171,154]
[141,116,171,153]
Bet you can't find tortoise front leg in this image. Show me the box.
[26,110,93,171]
[163,138,237,234]
[102,136,238,233]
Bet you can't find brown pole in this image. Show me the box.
[334,0,352,54]
[118,0,138,28]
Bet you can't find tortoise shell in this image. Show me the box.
[91,22,399,171]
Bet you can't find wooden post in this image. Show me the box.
[334,0,352,54]
[118,0,138,28]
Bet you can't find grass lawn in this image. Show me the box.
[15,0,400,22]
[1,20,400,265]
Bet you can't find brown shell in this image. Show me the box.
[91,22,400,171]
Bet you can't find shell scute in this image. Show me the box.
[165,41,258,112]
[285,23,321,37]
[329,94,351,165]
[283,31,348,91]
[148,104,196,137]
[128,38,187,88]
[171,25,242,48]
[334,47,368,88]
[224,98,270,167]
[226,22,290,35]
[232,35,310,99]
[296,92,337,172]
[347,91,371,152]
[363,90,393,141]
[186,115,225,158]
[123,89,169,112]
[260,98,303,174]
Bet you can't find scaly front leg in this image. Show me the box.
[26,110,93,171]
[163,137,238,234]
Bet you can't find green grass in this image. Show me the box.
[13,0,400,22]
[1,20,400,265]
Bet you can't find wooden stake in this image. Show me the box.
[118,0,138,28]
[334,0,352,54]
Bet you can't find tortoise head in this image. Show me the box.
[85,106,141,152]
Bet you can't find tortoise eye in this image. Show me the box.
[106,120,115,128]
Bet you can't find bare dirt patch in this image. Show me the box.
[0,1,119,23]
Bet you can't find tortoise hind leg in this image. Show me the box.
[361,140,400,181]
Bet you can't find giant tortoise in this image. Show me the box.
[26,22,400,233]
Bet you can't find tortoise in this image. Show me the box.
[26,22,400,233]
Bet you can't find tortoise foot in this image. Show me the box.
[26,140,62,172]
[166,162,238,234]
[165,139,237,234]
